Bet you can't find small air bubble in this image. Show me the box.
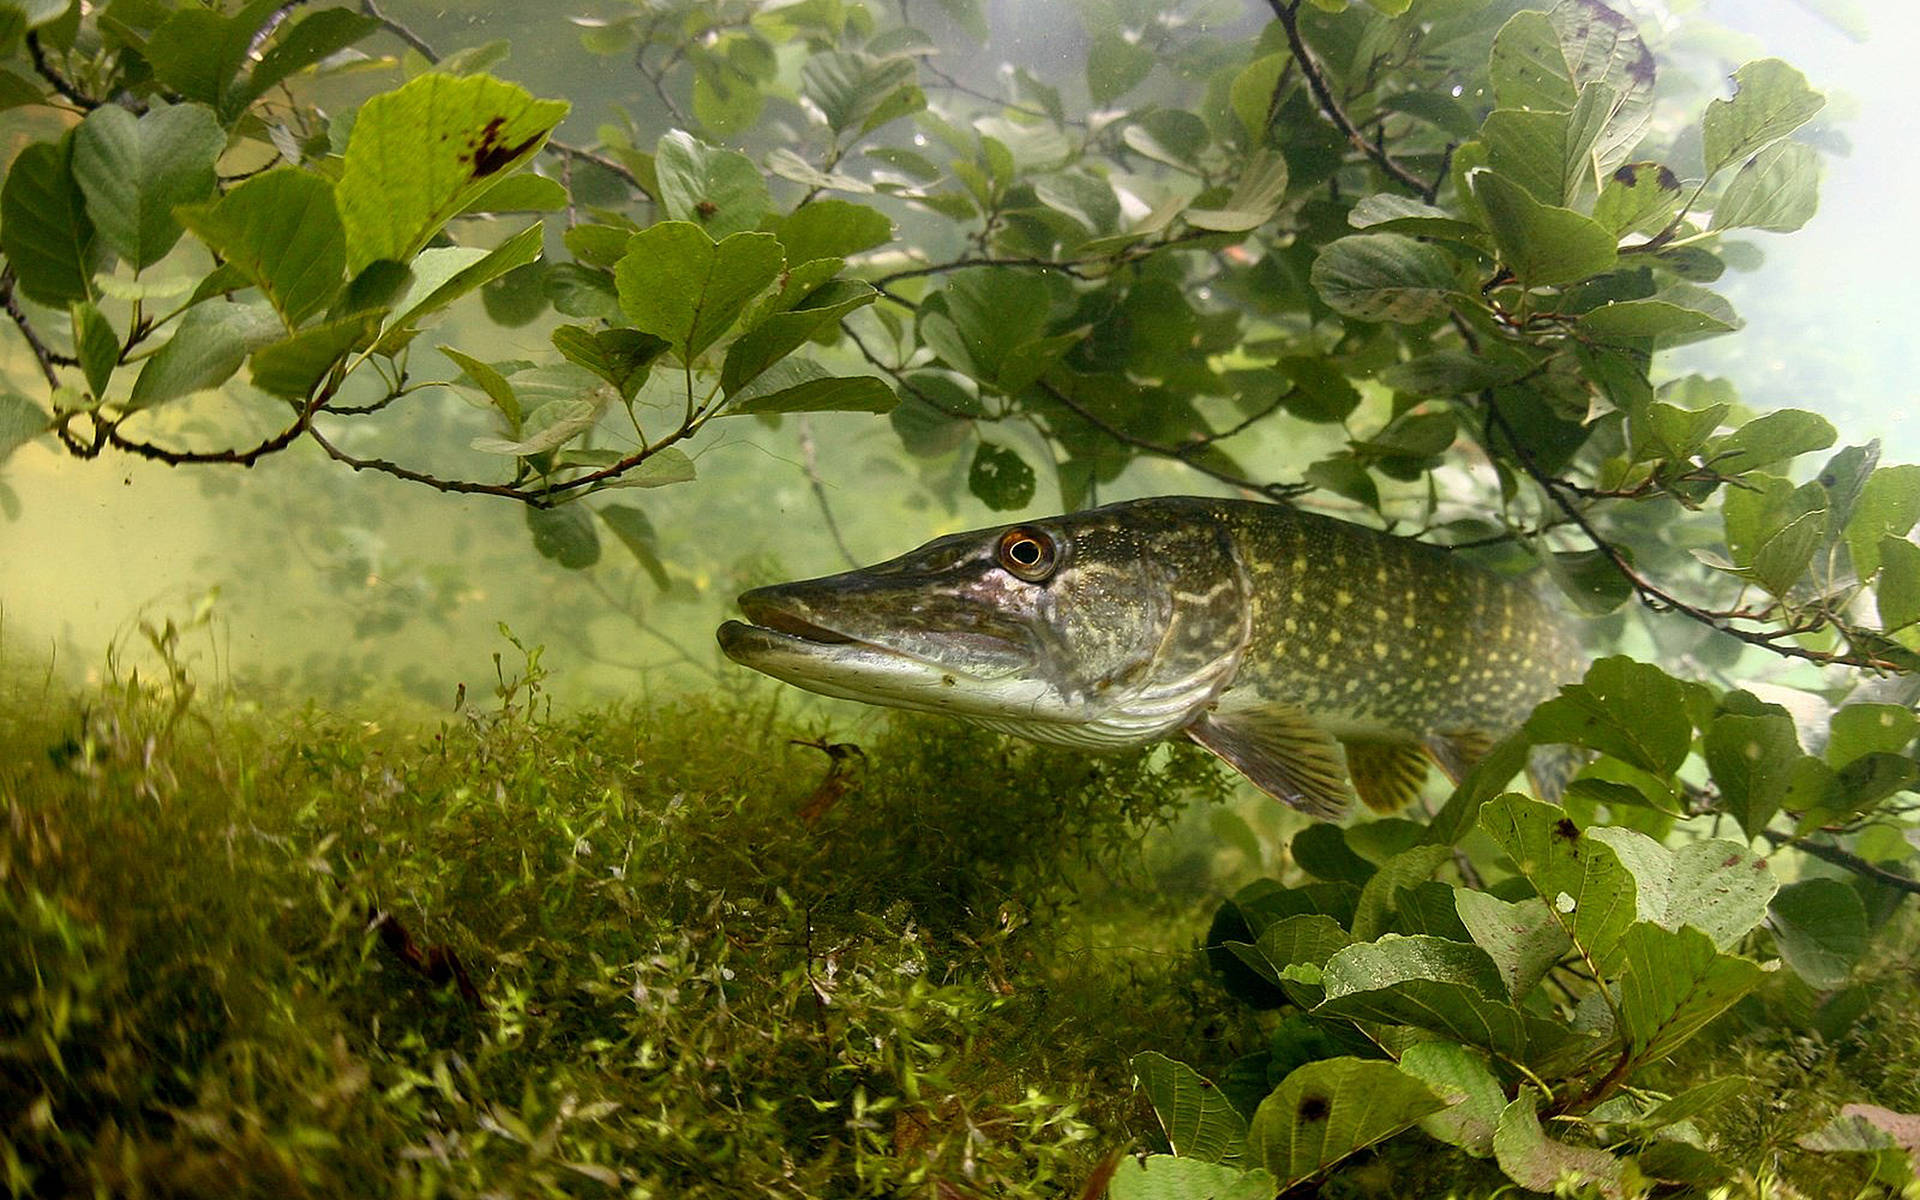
[913,133,928,147]
[1554,892,1576,913]
[1451,85,1464,97]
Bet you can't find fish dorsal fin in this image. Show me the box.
[1342,739,1432,814]
[1187,704,1353,820]
[1425,728,1498,784]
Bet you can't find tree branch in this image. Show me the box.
[1039,379,1308,504]
[358,0,437,61]
[25,31,98,110]
[1760,829,1920,898]
[1264,0,1440,202]
[1481,393,1906,672]
[0,266,67,391]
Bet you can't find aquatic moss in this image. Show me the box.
[8,635,1920,1198]
[0,638,1244,1197]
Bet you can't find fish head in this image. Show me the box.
[716,501,1252,744]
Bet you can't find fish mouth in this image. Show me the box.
[716,583,1037,700]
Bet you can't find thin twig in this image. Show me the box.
[1760,829,1920,898]
[307,425,542,501]
[25,31,97,110]
[0,266,66,390]
[359,0,437,61]
[1481,393,1903,671]
[1263,0,1439,202]
[796,417,859,568]
[1038,379,1308,503]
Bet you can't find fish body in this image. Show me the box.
[717,496,1584,818]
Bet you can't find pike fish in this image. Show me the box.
[716,496,1584,818]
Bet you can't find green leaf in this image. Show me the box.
[68,301,117,397]
[461,172,570,215]
[801,51,920,136]
[1825,704,1917,769]
[240,6,380,109]
[968,442,1035,511]
[1397,1043,1505,1157]
[1471,169,1617,287]
[1701,59,1825,176]
[1454,890,1570,1001]
[722,279,876,395]
[248,311,378,398]
[0,393,51,462]
[1616,922,1766,1061]
[550,325,667,400]
[1846,466,1920,578]
[1639,1077,1752,1131]
[1584,827,1779,948]
[597,504,672,587]
[1488,5,1652,116]
[724,370,894,416]
[1227,52,1285,145]
[177,169,345,328]
[1494,1090,1627,1197]
[1593,161,1683,237]
[1526,656,1691,776]
[378,223,547,349]
[337,73,569,273]
[1130,1052,1247,1164]
[1479,794,1637,974]
[441,346,519,429]
[1705,407,1835,475]
[471,372,610,456]
[615,223,782,360]
[1723,475,1826,596]
[1544,547,1635,616]
[71,101,224,272]
[919,267,1052,387]
[1703,709,1804,838]
[1769,878,1868,990]
[126,300,281,411]
[1349,844,1450,941]
[0,134,98,305]
[1310,233,1458,324]
[774,200,892,265]
[1244,1058,1445,1189]
[526,503,600,570]
[1087,30,1152,103]
[1185,149,1288,233]
[593,447,695,490]
[1107,1156,1276,1200]
[1879,537,1920,632]
[653,130,771,241]
[144,0,278,114]
[1318,935,1552,1060]
[1579,285,1740,346]
[1346,194,1483,243]
[1713,141,1821,233]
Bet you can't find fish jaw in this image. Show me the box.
[717,577,1065,719]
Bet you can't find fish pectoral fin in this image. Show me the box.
[1187,705,1353,820]
[1425,729,1498,784]
[1342,739,1432,814]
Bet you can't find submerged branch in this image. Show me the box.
[1481,394,1904,672]
[1264,0,1441,202]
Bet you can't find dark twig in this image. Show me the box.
[796,417,860,569]
[1264,0,1439,202]
[25,31,98,110]
[1760,829,1920,898]
[0,266,67,390]
[359,0,437,61]
[873,256,1093,287]
[1482,393,1903,671]
[307,425,545,501]
[1039,379,1308,504]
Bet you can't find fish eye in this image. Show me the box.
[995,527,1058,582]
